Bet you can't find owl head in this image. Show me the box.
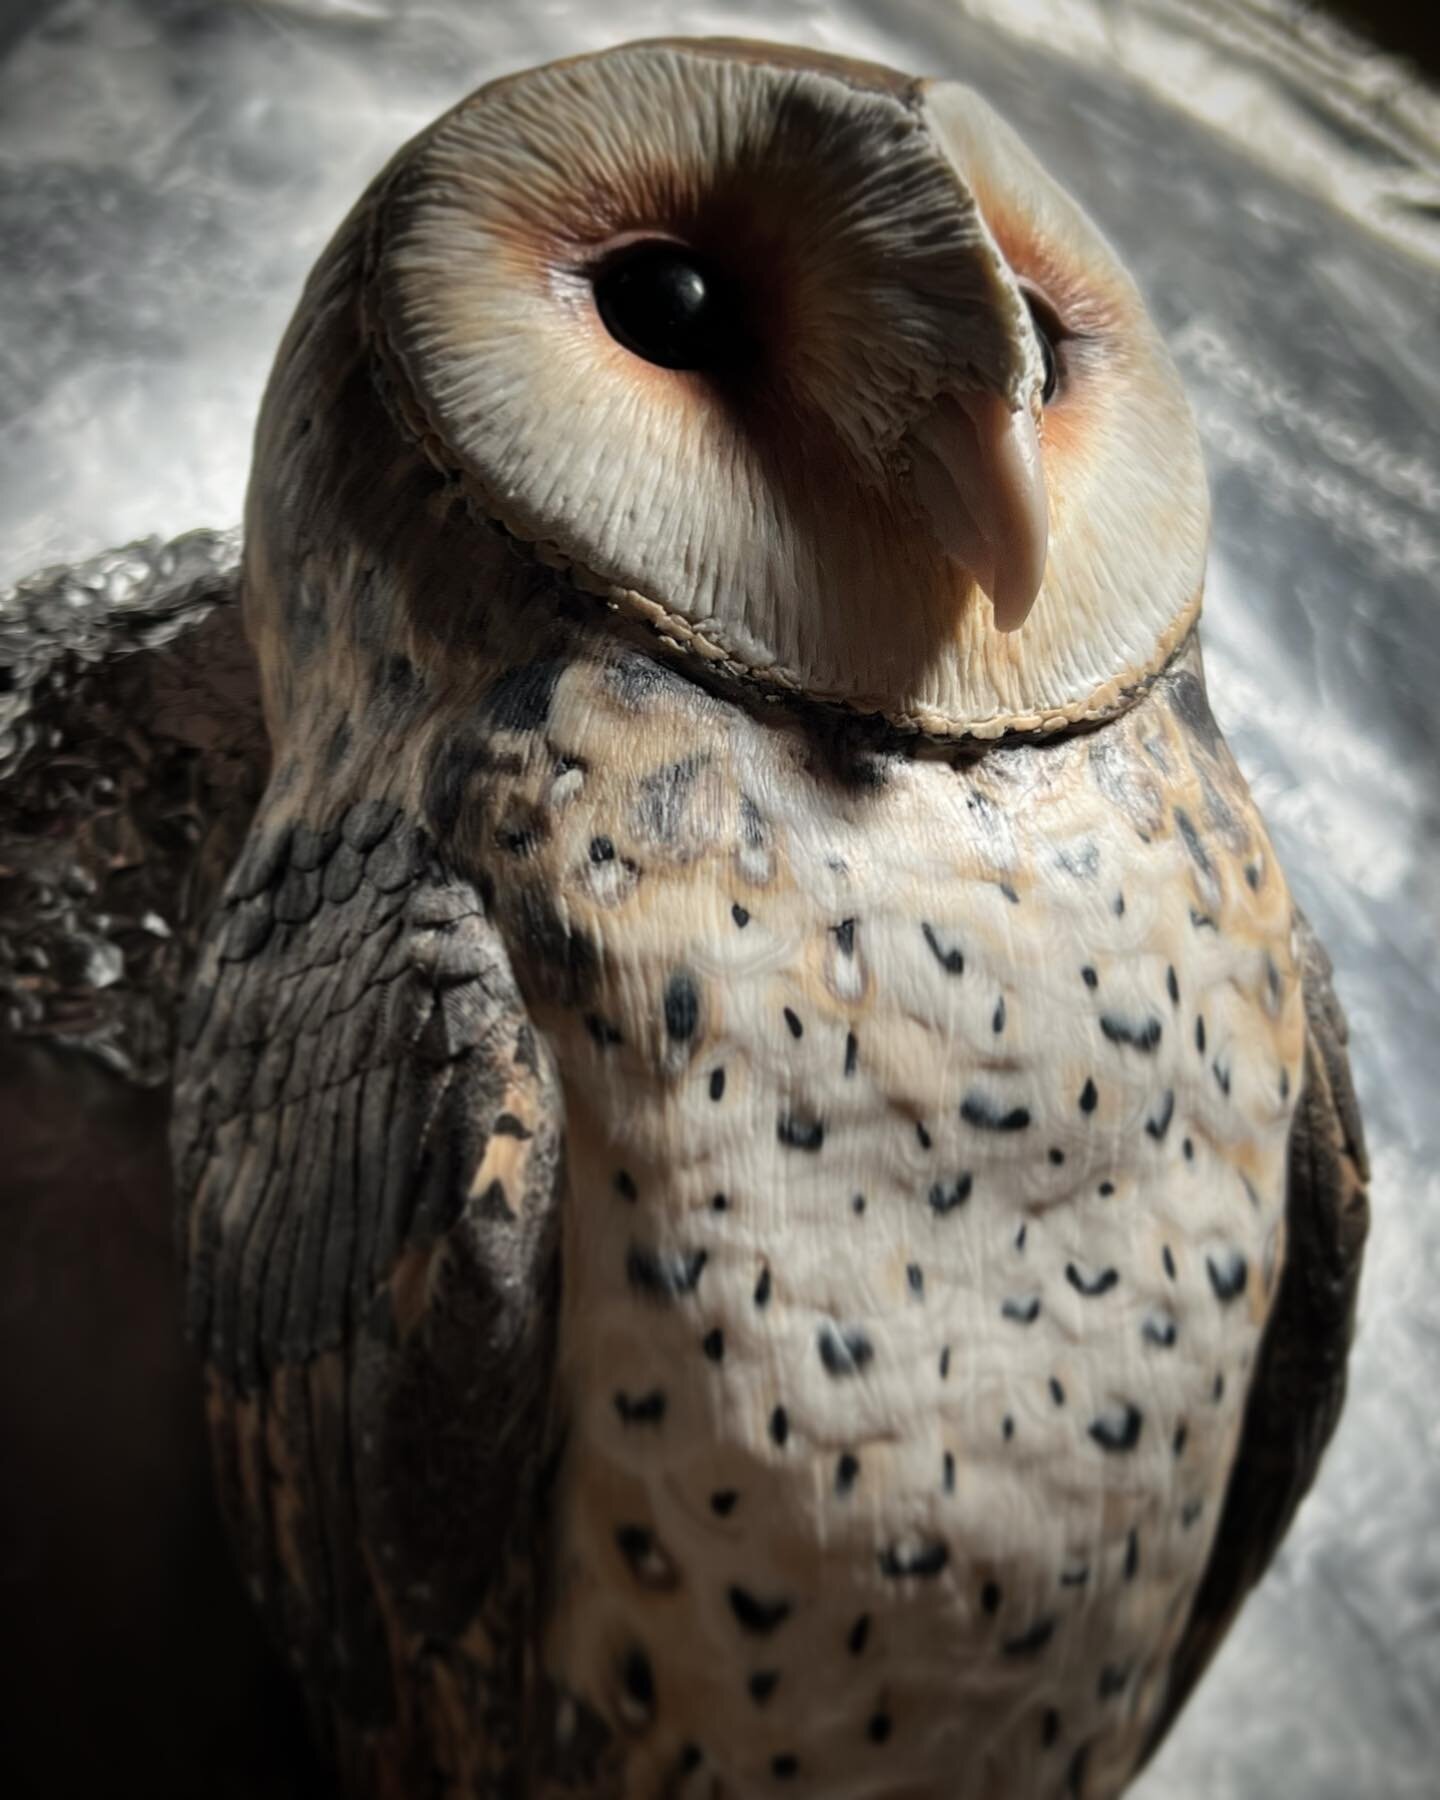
[246,38,1207,744]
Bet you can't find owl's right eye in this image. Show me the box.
[593,241,750,373]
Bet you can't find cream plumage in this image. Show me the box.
[172,37,1367,1800]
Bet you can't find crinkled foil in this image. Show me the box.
[0,530,262,1083]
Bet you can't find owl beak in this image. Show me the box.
[905,392,1049,631]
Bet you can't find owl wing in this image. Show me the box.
[171,798,565,1790]
[1140,905,1371,1764]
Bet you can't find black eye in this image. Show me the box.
[1022,288,1064,405]
[594,241,747,373]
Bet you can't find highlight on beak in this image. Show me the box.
[906,391,1049,631]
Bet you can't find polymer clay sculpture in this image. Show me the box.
[158,38,1367,1799]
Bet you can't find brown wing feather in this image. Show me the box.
[1140,905,1370,1765]
[172,797,564,1793]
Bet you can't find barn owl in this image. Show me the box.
[169,37,1368,1800]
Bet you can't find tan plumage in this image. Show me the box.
[168,37,1367,1800]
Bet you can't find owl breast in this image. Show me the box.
[457,628,1302,1800]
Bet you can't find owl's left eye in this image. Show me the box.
[593,241,749,373]
[1022,286,1067,406]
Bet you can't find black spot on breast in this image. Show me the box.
[1079,1078,1098,1114]
[852,1193,866,1216]
[664,971,701,1041]
[929,1175,972,1215]
[999,880,1020,904]
[1066,1264,1118,1298]
[1181,1499,1204,1529]
[879,1541,949,1579]
[907,1264,925,1298]
[1004,1618,1057,1657]
[1048,1147,1065,1166]
[777,1114,824,1151]
[711,1490,738,1517]
[1124,1530,1140,1580]
[833,918,856,955]
[844,1032,858,1076]
[1174,807,1217,889]
[1060,1565,1090,1589]
[769,1406,789,1447]
[1055,840,1100,880]
[1081,966,1099,989]
[921,922,965,974]
[483,657,563,731]
[1100,1015,1162,1052]
[1002,1295,1042,1325]
[614,1169,638,1202]
[1172,1424,1188,1458]
[783,1006,804,1039]
[848,1614,871,1655]
[1088,1404,1143,1453]
[754,1267,772,1307]
[771,1755,799,1780]
[627,1245,707,1301]
[835,1452,860,1495]
[614,1525,676,1590]
[620,1647,655,1716]
[1142,1314,1177,1348]
[1145,1090,1176,1141]
[1166,965,1180,1005]
[614,1390,666,1425]
[702,1329,725,1363]
[1206,1249,1248,1302]
[749,1670,779,1704]
[993,996,1007,1034]
[493,1113,531,1139]
[1002,1415,1015,1440]
[732,903,750,928]
[729,1586,792,1634]
[1049,1378,1066,1406]
[961,1093,1031,1132]
[818,1325,875,1378]
[867,1712,893,1745]
[586,1013,623,1048]
[1042,1709,1061,1749]
[1212,1058,1232,1097]
[1112,892,1126,917]
[942,1451,955,1493]
[709,1067,726,1101]
[589,835,615,864]
[915,1121,932,1149]
[633,755,705,845]
[475,1179,516,1224]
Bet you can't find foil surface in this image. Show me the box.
[1,3,1436,1796]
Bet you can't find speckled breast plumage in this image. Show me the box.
[445,629,1302,1799]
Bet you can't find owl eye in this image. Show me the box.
[1022,287,1065,406]
[593,241,748,372]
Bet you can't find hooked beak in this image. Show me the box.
[906,392,1049,632]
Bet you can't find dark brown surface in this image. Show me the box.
[0,1042,327,1799]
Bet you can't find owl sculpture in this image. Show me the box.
[162,37,1369,1800]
